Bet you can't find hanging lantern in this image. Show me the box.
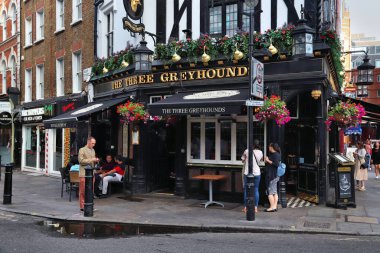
[292,5,315,58]
[202,46,211,63]
[357,54,375,86]
[133,40,154,74]
[233,43,244,61]
[172,48,181,62]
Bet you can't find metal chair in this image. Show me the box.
[69,171,80,202]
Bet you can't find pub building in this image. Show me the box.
[20,95,87,175]
[43,0,380,206]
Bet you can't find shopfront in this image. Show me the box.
[0,101,13,165]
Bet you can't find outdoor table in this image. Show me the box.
[192,174,226,208]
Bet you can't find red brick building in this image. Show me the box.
[20,0,94,175]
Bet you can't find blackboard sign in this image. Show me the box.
[339,173,352,198]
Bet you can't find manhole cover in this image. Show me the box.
[304,221,331,229]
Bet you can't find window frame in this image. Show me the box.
[72,0,82,23]
[56,0,65,31]
[2,11,7,41]
[187,115,266,165]
[375,60,380,68]
[36,9,44,41]
[25,17,32,46]
[56,58,64,96]
[11,4,16,36]
[1,62,6,94]
[377,90,380,98]
[72,51,82,93]
[357,85,368,98]
[36,64,44,100]
[106,12,114,57]
[25,68,32,102]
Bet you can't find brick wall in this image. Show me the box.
[20,0,94,102]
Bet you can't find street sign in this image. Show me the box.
[251,57,264,99]
[245,99,264,107]
[0,111,12,125]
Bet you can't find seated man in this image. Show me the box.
[98,155,125,198]
[94,154,115,197]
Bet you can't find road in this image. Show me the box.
[0,211,379,253]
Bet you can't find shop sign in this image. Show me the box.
[251,57,264,99]
[95,66,249,95]
[123,0,145,33]
[0,102,11,113]
[57,100,86,115]
[21,107,45,122]
[0,111,12,125]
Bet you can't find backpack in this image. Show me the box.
[277,162,286,177]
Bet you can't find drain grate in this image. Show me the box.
[304,221,331,229]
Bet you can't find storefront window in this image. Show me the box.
[0,128,11,164]
[190,122,201,159]
[220,122,231,160]
[205,122,216,160]
[55,129,63,171]
[25,126,37,167]
[236,122,247,160]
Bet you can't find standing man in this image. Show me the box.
[78,136,99,211]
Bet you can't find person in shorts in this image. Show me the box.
[264,143,281,212]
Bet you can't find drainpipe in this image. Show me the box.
[94,0,104,59]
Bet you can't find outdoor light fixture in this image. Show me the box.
[245,0,259,8]
[357,54,375,86]
[102,63,108,74]
[133,39,154,74]
[292,5,315,58]
[121,55,129,68]
[311,89,322,100]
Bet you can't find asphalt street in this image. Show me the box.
[1,211,380,253]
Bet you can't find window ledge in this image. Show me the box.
[23,44,32,49]
[54,28,65,35]
[34,38,45,45]
[70,19,82,27]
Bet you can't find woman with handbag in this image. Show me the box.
[353,141,368,191]
[241,139,263,213]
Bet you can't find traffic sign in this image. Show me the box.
[245,99,264,107]
[0,111,12,125]
[251,57,264,99]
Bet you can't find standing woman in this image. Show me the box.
[372,141,380,179]
[241,139,263,213]
[264,143,281,212]
[353,141,368,191]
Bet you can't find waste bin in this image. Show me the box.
[326,153,356,209]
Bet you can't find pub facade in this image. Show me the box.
[43,0,352,205]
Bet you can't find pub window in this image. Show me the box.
[188,116,265,165]
[208,1,257,37]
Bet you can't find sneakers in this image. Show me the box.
[359,187,366,191]
[376,176,379,179]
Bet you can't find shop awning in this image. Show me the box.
[148,89,249,116]
[43,97,127,129]
[344,126,362,135]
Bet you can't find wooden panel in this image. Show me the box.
[235,172,243,193]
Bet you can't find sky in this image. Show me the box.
[345,0,380,39]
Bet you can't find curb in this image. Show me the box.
[1,206,379,237]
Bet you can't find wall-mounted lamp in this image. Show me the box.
[311,89,322,100]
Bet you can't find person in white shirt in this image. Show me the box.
[241,139,264,213]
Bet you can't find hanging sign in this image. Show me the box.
[251,57,264,99]
[0,111,12,125]
[123,0,145,33]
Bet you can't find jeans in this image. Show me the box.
[244,175,261,207]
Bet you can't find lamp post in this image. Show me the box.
[244,0,259,221]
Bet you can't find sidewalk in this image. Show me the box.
[1,169,380,235]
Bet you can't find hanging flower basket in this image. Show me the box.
[117,101,150,124]
[254,95,291,126]
[325,100,366,130]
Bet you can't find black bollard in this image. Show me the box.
[0,155,2,182]
[246,174,255,221]
[84,165,94,217]
[3,164,13,204]
[279,176,287,208]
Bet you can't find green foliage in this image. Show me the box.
[91,49,133,76]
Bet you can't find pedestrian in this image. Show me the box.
[353,141,368,191]
[364,139,372,170]
[264,143,281,212]
[241,139,263,213]
[78,136,99,211]
[371,141,380,179]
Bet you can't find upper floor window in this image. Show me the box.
[72,0,82,23]
[25,69,32,102]
[56,0,65,30]
[25,17,32,46]
[10,4,16,36]
[376,60,380,68]
[36,10,44,41]
[2,11,7,41]
[72,51,82,93]
[209,1,256,37]
[9,56,16,87]
[1,61,6,94]
[357,85,368,98]
[36,64,44,100]
[56,58,64,96]
[106,12,114,57]
[377,90,380,97]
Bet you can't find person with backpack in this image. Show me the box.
[264,143,281,212]
[241,139,263,213]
